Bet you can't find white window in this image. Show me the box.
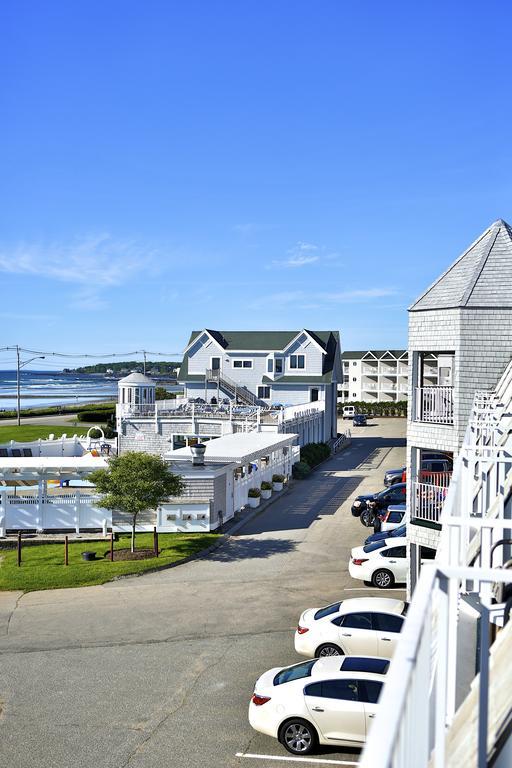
[267,359,273,373]
[290,354,305,369]
[275,358,283,374]
[258,386,271,399]
[233,360,253,369]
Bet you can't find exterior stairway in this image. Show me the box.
[205,369,264,406]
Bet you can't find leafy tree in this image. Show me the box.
[155,387,177,400]
[90,452,185,552]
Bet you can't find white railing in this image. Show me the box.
[362,365,378,374]
[362,382,378,390]
[411,480,448,523]
[415,385,454,424]
[361,361,512,768]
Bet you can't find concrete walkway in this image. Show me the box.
[0,418,406,768]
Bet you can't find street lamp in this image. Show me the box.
[16,346,45,426]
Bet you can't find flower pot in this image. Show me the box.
[81,551,96,562]
[272,482,283,491]
[261,489,272,500]
[247,496,261,508]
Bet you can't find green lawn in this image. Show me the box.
[0,532,220,591]
[0,424,92,443]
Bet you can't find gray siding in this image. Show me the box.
[285,335,324,375]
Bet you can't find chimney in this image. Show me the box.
[190,443,206,466]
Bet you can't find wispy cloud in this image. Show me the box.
[269,241,321,269]
[0,234,159,309]
[248,287,397,310]
[233,222,257,234]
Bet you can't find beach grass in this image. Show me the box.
[0,532,220,591]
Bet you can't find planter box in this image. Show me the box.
[247,496,261,508]
[261,489,272,500]
[272,482,284,491]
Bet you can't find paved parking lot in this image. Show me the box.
[0,418,406,768]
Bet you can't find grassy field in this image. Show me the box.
[0,532,220,591]
[0,424,94,443]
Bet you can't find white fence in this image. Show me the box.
[415,385,454,424]
[0,491,108,532]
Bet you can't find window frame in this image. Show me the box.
[257,385,271,399]
[232,359,253,369]
[289,354,305,370]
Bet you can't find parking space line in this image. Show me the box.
[236,753,358,765]
[343,587,405,592]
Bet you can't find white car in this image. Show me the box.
[294,597,406,658]
[349,538,408,588]
[249,655,389,755]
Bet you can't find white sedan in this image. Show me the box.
[349,537,408,588]
[249,655,389,755]
[294,597,406,658]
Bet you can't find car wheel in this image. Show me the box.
[315,643,344,657]
[279,719,318,755]
[360,508,375,527]
[372,569,395,588]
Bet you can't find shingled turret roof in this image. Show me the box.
[410,219,512,311]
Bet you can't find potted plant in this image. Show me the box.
[247,487,261,508]
[272,473,285,491]
[260,481,272,500]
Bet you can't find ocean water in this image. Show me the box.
[0,370,120,411]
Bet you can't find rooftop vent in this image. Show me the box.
[191,443,206,466]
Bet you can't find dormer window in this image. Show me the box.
[290,354,305,369]
[267,359,274,373]
[275,358,283,374]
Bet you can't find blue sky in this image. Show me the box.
[2,1,512,368]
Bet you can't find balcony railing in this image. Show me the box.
[415,385,454,424]
[411,480,449,523]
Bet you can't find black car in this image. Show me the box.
[351,482,407,526]
[353,414,367,426]
[383,467,405,487]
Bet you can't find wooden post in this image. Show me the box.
[110,532,114,562]
[17,531,22,567]
[153,526,159,557]
[64,535,69,566]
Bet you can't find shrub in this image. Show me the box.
[272,474,285,483]
[88,428,103,439]
[248,487,261,498]
[261,481,272,491]
[292,461,311,479]
[77,411,110,424]
[300,442,331,467]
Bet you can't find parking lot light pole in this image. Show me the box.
[16,347,45,426]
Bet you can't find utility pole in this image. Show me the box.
[143,350,147,376]
[16,345,20,427]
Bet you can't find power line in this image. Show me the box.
[0,346,182,359]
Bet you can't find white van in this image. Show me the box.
[343,405,356,419]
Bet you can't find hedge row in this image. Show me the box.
[337,400,408,417]
[300,442,331,467]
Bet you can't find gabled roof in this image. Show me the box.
[342,350,407,360]
[179,329,341,383]
[410,219,512,311]
[184,329,334,352]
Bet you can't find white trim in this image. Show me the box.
[282,329,327,355]
[183,329,225,354]
[288,353,306,371]
[209,355,222,372]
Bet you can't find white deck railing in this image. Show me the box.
[361,362,512,768]
[415,385,454,424]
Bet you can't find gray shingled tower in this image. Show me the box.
[406,219,512,587]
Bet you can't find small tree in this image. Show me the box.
[90,452,185,553]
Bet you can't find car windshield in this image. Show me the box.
[314,602,342,620]
[363,541,387,553]
[273,660,317,686]
[340,657,390,675]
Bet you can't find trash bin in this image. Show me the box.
[81,551,96,562]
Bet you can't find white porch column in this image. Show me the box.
[37,472,44,531]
